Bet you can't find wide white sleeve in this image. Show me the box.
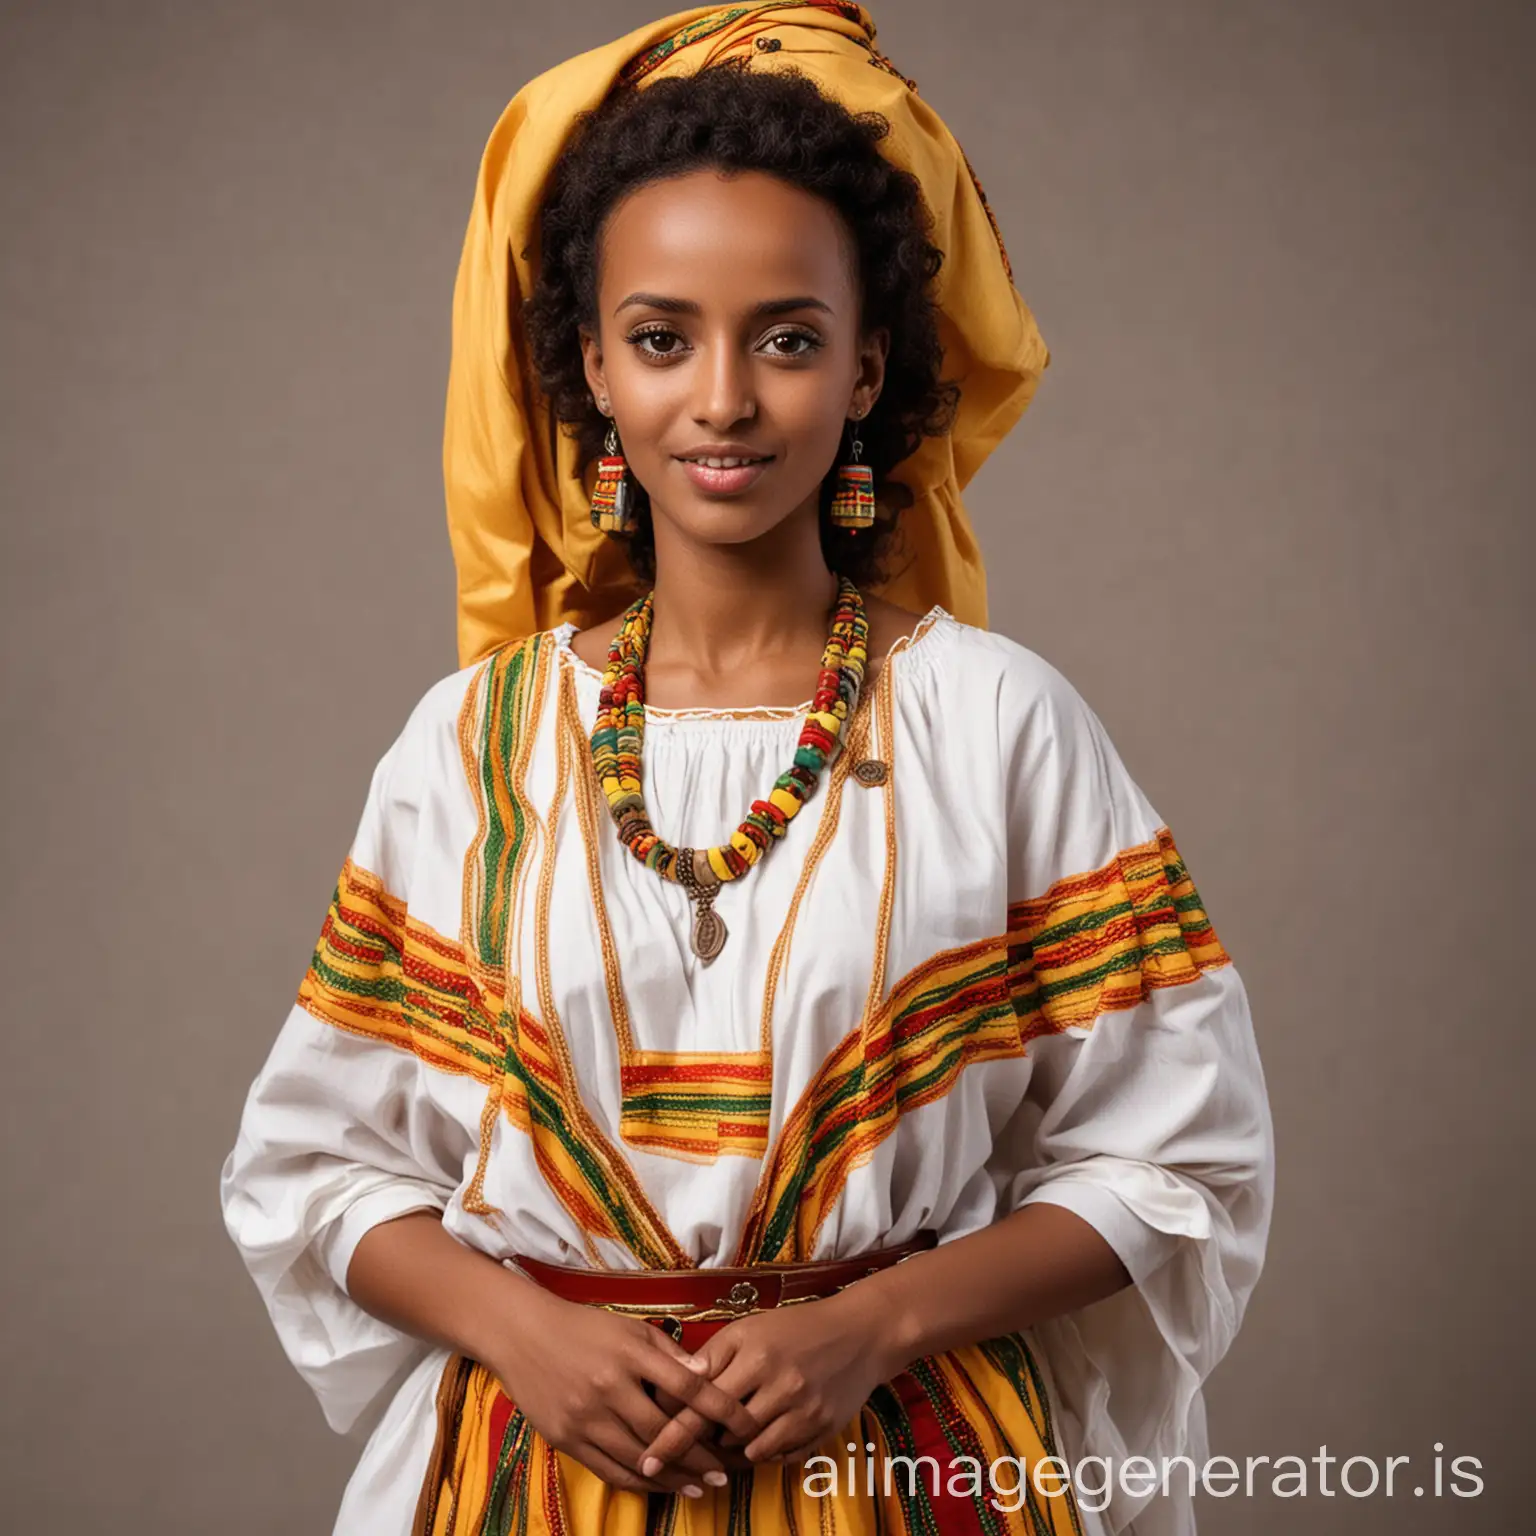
[987,651,1275,1535]
[219,698,471,1438]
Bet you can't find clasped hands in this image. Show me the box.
[499,1279,895,1500]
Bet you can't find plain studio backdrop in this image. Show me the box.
[1,2,1530,1531]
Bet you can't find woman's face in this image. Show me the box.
[580,167,887,557]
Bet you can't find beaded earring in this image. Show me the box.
[589,418,637,534]
[829,413,875,531]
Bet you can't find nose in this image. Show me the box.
[691,334,757,429]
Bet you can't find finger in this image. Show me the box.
[638,1404,725,1479]
[644,1324,734,1394]
[586,1415,709,1499]
[638,1325,706,1421]
[631,1338,763,1448]
[663,1413,752,1474]
[568,1437,677,1497]
[715,1367,793,1449]
[745,1410,828,1465]
[606,1382,731,1486]
[743,1415,831,1466]
[645,1322,720,1378]
[641,1401,757,1473]
[637,1345,767,1469]
[773,1430,837,1467]
[678,1348,776,1450]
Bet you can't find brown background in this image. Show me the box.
[2,1,1530,1530]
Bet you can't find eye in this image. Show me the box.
[627,325,690,361]
[760,328,822,359]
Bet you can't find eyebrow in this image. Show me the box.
[613,292,834,319]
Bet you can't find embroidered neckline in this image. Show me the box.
[552,604,950,721]
[588,579,870,914]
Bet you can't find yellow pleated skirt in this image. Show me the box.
[413,1334,1085,1536]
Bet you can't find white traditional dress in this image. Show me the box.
[220,607,1274,1536]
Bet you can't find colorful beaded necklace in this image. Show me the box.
[589,577,869,964]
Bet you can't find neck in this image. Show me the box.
[645,500,840,679]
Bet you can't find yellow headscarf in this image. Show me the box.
[445,1,1049,668]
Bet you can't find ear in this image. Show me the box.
[851,325,890,418]
[579,325,609,413]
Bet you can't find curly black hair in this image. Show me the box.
[522,57,959,586]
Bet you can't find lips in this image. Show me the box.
[676,454,774,496]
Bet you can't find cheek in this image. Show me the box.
[608,358,683,452]
[763,372,852,456]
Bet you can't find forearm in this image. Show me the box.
[839,1203,1134,1377]
[344,1209,542,1366]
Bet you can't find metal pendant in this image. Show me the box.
[679,847,727,964]
[691,899,728,965]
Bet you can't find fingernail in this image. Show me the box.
[683,1484,703,1499]
[704,1470,728,1486]
[640,1457,661,1477]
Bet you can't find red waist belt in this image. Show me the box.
[510,1231,938,1351]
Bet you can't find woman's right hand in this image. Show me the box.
[483,1275,763,1497]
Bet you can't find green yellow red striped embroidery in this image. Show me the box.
[296,855,685,1268]
[1010,824,1231,1035]
[735,916,1031,1264]
[462,635,687,1266]
[619,1051,774,1162]
[735,825,1231,1263]
[460,630,549,975]
[297,857,501,1085]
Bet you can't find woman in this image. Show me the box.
[220,7,1274,1535]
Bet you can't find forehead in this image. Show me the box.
[597,168,857,306]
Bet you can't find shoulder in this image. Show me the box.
[918,609,1106,740]
[349,636,555,881]
[379,631,562,796]
[409,630,565,735]
[389,656,491,766]
[404,656,492,736]
[920,610,1162,843]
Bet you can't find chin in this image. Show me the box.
[670,504,800,549]
[681,516,786,552]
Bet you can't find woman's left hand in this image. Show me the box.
[637,1289,899,1477]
